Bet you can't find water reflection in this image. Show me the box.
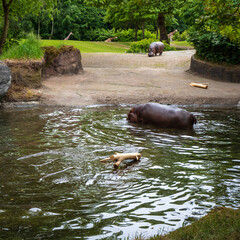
[0,106,239,239]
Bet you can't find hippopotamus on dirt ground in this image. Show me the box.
[148,42,164,57]
[127,103,197,129]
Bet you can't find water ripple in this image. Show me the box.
[0,106,239,239]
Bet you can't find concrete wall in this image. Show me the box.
[190,55,240,83]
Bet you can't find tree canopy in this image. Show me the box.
[0,0,56,53]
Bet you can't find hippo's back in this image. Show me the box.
[149,42,164,48]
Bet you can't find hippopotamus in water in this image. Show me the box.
[148,42,164,57]
[127,103,197,129]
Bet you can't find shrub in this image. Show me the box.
[127,38,153,53]
[127,39,176,53]
[1,33,43,60]
[173,30,189,41]
[162,41,176,51]
[2,37,20,52]
[116,29,135,42]
[188,31,240,65]
[85,28,116,41]
[116,29,156,42]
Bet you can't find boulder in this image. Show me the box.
[43,45,83,77]
[4,59,44,88]
[0,61,11,98]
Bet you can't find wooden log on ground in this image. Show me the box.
[100,153,141,168]
[190,82,208,89]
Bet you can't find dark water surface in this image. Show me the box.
[0,105,239,239]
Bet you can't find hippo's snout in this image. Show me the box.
[148,52,154,57]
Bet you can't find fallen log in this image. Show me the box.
[101,153,141,168]
[190,82,208,89]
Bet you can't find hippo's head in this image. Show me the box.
[127,108,138,123]
[148,48,154,57]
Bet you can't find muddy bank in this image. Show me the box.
[41,51,240,107]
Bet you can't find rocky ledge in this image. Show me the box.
[43,45,83,78]
[0,61,11,98]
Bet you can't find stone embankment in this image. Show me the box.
[0,45,83,103]
[190,55,240,83]
[0,61,11,98]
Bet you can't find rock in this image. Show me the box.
[0,61,11,98]
[43,45,83,78]
[4,59,44,88]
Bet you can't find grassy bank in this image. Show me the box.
[0,33,43,60]
[148,207,240,240]
[171,41,193,50]
[41,40,131,53]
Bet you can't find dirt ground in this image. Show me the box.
[41,50,240,107]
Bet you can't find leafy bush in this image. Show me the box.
[188,31,240,65]
[0,25,24,51]
[127,39,176,53]
[0,33,43,60]
[127,38,153,53]
[173,30,189,41]
[85,28,116,41]
[116,29,156,42]
[163,42,176,51]
[2,37,20,52]
[116,29,135,42]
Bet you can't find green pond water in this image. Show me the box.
[0,105,239,239]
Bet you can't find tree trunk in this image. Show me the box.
[50,16,54,39]
[0,9,10,54]
[156,27,159,40]
[38,19,41,39]
[142,22,145,40]
[157,13,169,43]
[134,26,138,41]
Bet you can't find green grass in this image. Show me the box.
[171,41,193,49]
[148,207,240,240]
[41,40,131,53]
[0,33,44,60]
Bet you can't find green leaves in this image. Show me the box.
[203,0,240,43]
[189,31,240,64]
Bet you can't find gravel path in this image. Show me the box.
[41,51,240,107]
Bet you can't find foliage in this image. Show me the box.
[2,33,20,52]
[150,207,240,240]
[203,0,240,44]
[127,38,153,53]
[116,29,156,42]
[0,0,56,53]
[188,31,240,65]
[183,0,240,45]
[86,0,185,42]
[180,0,205,27]
[41,39,130,53]
[0,33,43,59]
[53,1,107,40]
[85,28,115,41]
[182,0,240,64]
[172,30,188,41]
[0,19,26,51]
[163,42,176,51]
[10,0,108,41]
[126,38,175,53]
